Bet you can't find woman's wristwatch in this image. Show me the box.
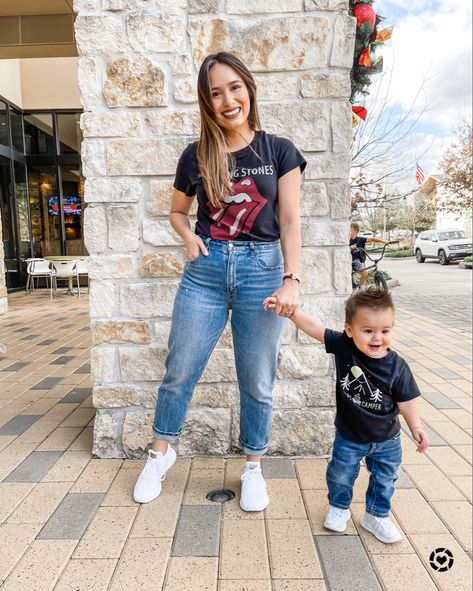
[282,272,301,284]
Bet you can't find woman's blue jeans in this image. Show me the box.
[153,237,287,455]
[326,430,402,517]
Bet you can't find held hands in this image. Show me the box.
[263,282,299,318]
[411,428,429,453]
[263,295,277,311]
[185,235,209,262]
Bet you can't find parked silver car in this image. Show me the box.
[414,229,472,265]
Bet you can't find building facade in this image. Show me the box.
[75,0,355,458]
[0,1,84,295]
[0,100,84,290]
[416,175,473,234]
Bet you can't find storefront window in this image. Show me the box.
[0,156,20,289]
[0,101,8,147]
[0,156,14,260]
[57,113,82,154]
[0,100,84,289]
[24,113,55,155]
[9,107,24,153]
[14,163,31,260]
[28,167,61,258]
[61,166,86,256]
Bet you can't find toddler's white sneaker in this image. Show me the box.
[360,512,402,543]
[324,505,351,532]
[133,446,176,504]
[240,462,269,512]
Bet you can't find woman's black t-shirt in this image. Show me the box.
[325,329,421,443]
[173,131,306,242]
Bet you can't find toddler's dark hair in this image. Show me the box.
[345,286,394,324]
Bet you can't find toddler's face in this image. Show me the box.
[345,306,394,358]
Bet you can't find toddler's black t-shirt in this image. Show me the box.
[173,131,306,242]
[325,329,421,443]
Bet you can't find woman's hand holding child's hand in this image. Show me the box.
[263,292,298,319]
[263,295,277,312]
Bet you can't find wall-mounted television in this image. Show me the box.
[48,195,81,216]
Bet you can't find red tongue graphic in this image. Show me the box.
[209,177,267,240]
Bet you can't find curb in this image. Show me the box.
[387,279,400,288]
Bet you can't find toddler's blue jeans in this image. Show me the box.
[327,430,402,517]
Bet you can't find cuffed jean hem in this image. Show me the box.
[152,427,181,442]
[239,440,268,456]
[366,509,390,518]
[327,498,351,511]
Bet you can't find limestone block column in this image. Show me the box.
[74,0,355,458]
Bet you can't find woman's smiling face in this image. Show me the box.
[208,62,251,134]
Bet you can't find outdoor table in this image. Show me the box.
[45,256,88,295]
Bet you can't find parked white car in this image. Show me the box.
[414,229,472,265]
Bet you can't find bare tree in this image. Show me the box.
[351,68,433,199]
[439,120,472,214]
[352,183,435,244]
[394,195,435,245]
[360,205,385,235]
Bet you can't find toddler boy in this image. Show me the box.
[264,286,429,543]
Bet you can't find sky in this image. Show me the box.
[354,0,472,190]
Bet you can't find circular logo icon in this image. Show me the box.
[429,548,454,572]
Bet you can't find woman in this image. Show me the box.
[134,52,306,511]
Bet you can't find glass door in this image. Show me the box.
[28,167,61,258]
[0,156,20,289]
[14,163,31,287]
[60,166,86,256]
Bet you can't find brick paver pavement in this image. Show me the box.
[0,291,471,590]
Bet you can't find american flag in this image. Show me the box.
[415,161,425,186]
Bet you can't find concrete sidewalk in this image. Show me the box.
[0,291,471,591]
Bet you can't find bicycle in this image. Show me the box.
[351,241,398,290]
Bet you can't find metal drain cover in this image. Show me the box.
[206,489,235,503]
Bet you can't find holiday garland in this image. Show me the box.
[350,0,393,125]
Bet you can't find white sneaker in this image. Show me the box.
[133,446,177,504]
[324,505,351,532]
[240,462,269,512]
[360,512,402,543]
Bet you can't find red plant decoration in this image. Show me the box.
[350,0,393,126]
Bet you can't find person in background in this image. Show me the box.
[350,223,388,285]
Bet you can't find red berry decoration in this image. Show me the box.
[352,2,376,35]
[349,0,389,102]
[353,3,376,27]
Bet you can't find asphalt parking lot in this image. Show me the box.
[383,257,472,331]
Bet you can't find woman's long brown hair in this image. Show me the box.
[197,52,261,208]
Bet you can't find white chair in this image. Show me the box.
[25,259,54,299]
[75,259,89,296]
[51,261,80,298]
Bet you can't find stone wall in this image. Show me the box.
[74,0,355,458]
